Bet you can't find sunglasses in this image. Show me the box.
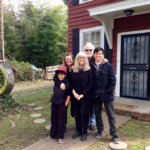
[85,49,92,52]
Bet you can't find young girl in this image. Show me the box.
[47,66,70,144]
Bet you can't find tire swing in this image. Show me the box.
[0,0,14,96]
[0,63,14,96]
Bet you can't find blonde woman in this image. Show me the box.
[71,52,93,141]
[83,42,96,131]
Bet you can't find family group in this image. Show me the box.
[47,42,119,145]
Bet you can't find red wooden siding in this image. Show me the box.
[69,0,150,73]
[68,0,119,52]
[113,13,150,71]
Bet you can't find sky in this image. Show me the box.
[49,0,64,6]
[4,0,64,10]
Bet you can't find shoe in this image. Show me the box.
[80,134,87,141]
[58,139,63,144]
[95,132,102,139]
[89,124,95,131]
[46,136,52,141]
[72,132,81,139]
[112,136,119,144]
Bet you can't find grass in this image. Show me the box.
[0,89,150,150]
[119,120,150,150]
[0,90,51,150]
[87,120,150,150]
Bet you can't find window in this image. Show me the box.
[79,0,92,4]
[80,26,104,51]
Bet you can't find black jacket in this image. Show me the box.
[53,67,72,94]
[51,78,70,105]
[70,69,93,114]
[91,60,116,102]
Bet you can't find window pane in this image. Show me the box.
[91,31,100,47]
[82,30,101,49]
[83,32,90,43]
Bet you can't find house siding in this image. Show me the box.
[69,1,150,72]
[113,13,150,71]
[68,0,119,52]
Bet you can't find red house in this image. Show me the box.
[68,0,150,101]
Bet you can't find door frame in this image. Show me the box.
[116,29,150,99]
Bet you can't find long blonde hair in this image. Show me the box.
[74,52,90,72]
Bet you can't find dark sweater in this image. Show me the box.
[71,69,93,96]
[51,78,70,105]
[53,67,72,95]
[91,61,116,102]
[70,69,93,114]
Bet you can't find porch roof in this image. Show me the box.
[88,0,150,49]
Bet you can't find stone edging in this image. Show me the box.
[114,108,150,122]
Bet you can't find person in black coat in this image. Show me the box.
[71,52,93,141]
[83,42,96,131]
[53,52,74,133]
[48,66,70,144]
[91,47,119,144]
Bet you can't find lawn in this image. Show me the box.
[0,89,52,150]
[87,120,150,150]
[0,89,149,150]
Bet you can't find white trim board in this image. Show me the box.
[79,0,92,4]
[88,0,150,16]
[116,29,150,97]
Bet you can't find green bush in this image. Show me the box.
[0,95,17,117]
[9,60,34,82]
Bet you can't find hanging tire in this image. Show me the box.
[0,63,14,96]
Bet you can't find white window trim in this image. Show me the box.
[79,0,92,4]
[79,26,104,52]
[116,29,150,97]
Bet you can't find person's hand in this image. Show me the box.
[72,89,80,100]
[74,93,80,100]
[78,94,84,100]
[60,83,66,90]
[76,94,84,100]
[65,101,69,107]
[72,66,78,73]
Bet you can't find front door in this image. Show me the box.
[120,33,150,100]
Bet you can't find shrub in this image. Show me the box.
[0,95,17,117]
[9,60,35,82]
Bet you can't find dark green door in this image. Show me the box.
[120,33,150,100]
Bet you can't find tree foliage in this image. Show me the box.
[4,2,68,68]
[4,10,22,60]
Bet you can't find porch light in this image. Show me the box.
[124,9,134,16]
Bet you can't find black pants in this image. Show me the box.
[50,103,66,139]
[94,98,118,137]
[74,101,89,134]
